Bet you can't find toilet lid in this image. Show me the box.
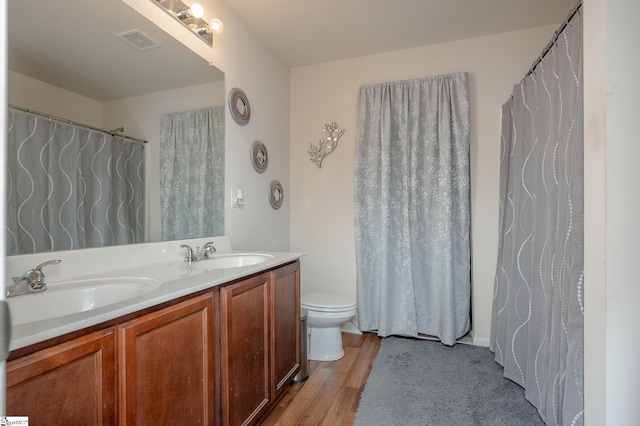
[301,292,356,310]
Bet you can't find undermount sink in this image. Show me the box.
[171,253,274,270]
[7,277,161,325]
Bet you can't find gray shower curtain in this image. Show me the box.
[490,10,583,425]
[354,73,471,346]
[6,111,145,254]
[160,106,225,241]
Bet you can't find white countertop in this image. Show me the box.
[7,238,304,351]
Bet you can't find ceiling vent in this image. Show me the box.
[116,29,162,51]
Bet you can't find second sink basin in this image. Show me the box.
[7,277,161,325]
[171,253,274,270]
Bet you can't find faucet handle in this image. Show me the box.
[202,242,216,255]
[35,259,62,272]
[21,259,61,291]
[180,245,196,263]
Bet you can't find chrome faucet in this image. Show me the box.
[6,259,62,298]
[180,242,216,264]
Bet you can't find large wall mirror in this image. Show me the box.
[7,0,225,255]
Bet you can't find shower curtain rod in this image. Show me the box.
[8,104,147,144]
[525,0,582,78]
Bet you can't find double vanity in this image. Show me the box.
[5,236,303,425]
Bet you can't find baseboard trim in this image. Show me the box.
[473,337,491,347]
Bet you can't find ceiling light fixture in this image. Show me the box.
[153,0,223,46]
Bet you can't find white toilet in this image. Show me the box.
[301,292,357,361]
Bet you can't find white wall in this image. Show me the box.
[8,71,103,127]
[289,25,557,343]
[211,0,291,252]
[583,0,640,424]
[603,1,640,420]
[583,0,606,423]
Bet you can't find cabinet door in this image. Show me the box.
[6,327,117,425]
[270,261,300,399]
[119,293,215,425]
[220,273,270,426]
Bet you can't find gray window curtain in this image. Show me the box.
[490,10,583,425]
[354,73,471,346]
[160,106,224,241]
[6,111,145,255]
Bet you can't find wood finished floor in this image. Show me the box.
[261,332,381,426]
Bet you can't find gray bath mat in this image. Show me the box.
[354,336,544,425]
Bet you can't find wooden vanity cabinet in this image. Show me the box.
[6,327,117,425]
[5,261,300,426]
[220,261,301,426]
[118,292,215,425]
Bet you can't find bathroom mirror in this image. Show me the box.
[7,0,226,254]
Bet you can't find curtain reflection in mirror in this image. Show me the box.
[160,106,224,240]
[6,111,146,255]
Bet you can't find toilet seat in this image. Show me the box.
[301,292,356,313]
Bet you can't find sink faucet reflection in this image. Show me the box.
[179,242,216,264]
[6,259,62,297]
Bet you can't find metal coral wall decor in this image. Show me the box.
[307,122,345,168]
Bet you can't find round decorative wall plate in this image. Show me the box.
[250,141,268,173]
[228,88,250,125]
[269,180,284,209]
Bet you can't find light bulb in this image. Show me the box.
[190,3,204,18]
[177,3,204,20]
[208,18,224,35]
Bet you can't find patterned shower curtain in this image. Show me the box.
[490,10,583,425]
[160,106,225,241]
[6,111,146,255]
[354,73,471,346]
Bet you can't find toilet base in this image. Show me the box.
[308,326,345,361]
